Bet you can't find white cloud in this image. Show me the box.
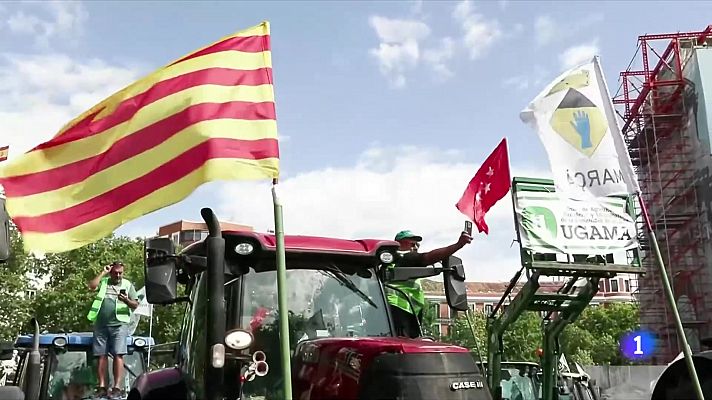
[534,16,557,46]
[4,2,88,47]
[533,13,604,47]
[452,0,502,60]
[369,16,431,44]
[423,37,455,80]
[0,53,142,157]
[502,65,549,91]
[559,41,599,69]
[368,16,430,88]
[217,146,550,281]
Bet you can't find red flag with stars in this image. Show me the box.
[456,138,511,234]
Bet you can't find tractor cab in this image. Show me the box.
[8,332,154,400]
[481,361,540,400]
[132,208,487,400]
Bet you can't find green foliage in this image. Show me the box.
[501,311,544,362]
[0,231,185,345]
[442,303,640,366]
[30,235,145,333]
[561,302,640,365]
[0,225,35,340]
[420,301,440,338]
[446,311,543,362]
[445,310,487,353]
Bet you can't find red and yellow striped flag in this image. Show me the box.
[0,21,279,254]
[0,146,8,162]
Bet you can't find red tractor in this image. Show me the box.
[129,208,490,400]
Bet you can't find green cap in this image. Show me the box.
[394,230,423,242]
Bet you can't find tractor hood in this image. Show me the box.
[293,337,491,400]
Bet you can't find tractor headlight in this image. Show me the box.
[52,337,67,348]
[235,243,254,256]
[225,329,253,350]
[134,338,147,348]
[211,344,225,368]
[379,252,394,264]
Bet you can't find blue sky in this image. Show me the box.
[1,1,711,280]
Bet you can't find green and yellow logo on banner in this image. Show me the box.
[549,88,607,157]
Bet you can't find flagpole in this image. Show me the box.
[271,178,293,400]
[637,192,704,400]
[147,304,154,368]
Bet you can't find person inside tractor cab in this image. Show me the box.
[51,365,94,400]
[388,230,472,338]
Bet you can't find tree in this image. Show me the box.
[501,311,544,362]
[442,304,639,366]
[445,310,543,362]
[445,310,488,361]
[0,225,35,340]
[420,301,440,338]
[561,302,640,365]
[10,233,185,344]
[30,235,146,334]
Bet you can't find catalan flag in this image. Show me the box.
[0,146,7,162]
[0,21,279,254]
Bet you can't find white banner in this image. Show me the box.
[520,56,639,200]
[128,287,152,336]
[515,191,638,255]
[134,286,152,317]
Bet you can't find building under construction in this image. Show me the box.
[615,25,712,363]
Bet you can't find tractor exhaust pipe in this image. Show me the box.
[254,361,269,377]
[201,208,225,400]
[252,351,269,377]
[24,318,40,400]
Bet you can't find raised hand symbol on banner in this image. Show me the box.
[571,110,592,149]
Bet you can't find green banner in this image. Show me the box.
[514,191,638,255]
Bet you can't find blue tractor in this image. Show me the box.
[1,325,154,400]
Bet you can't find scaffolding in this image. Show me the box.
[614,25,712,363]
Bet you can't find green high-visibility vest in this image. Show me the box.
[87,278,132,323]
[386,264,425,316]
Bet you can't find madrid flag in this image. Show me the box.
[456,138,511,234]
[520,56,638,200]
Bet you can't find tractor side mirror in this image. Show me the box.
[0,198,10,263]
[443,255,468,311]
[144,237,178,304]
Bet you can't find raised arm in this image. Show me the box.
[88,265,110,291]
[420,232,472,266]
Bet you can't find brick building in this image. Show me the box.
[158,220,253,248]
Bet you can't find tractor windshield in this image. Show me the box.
[37,348,144,400]
[235,265,391,399]
[15,347,145,400]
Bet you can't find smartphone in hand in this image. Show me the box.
[119,289,127,297]
[465,221,473,235]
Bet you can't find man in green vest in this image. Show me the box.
[87,261,139,399]
[388,230,472,338]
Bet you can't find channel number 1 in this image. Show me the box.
[633,335,644,355]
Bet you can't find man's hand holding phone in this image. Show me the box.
[118,289,128,303]
[458,221,473,246]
